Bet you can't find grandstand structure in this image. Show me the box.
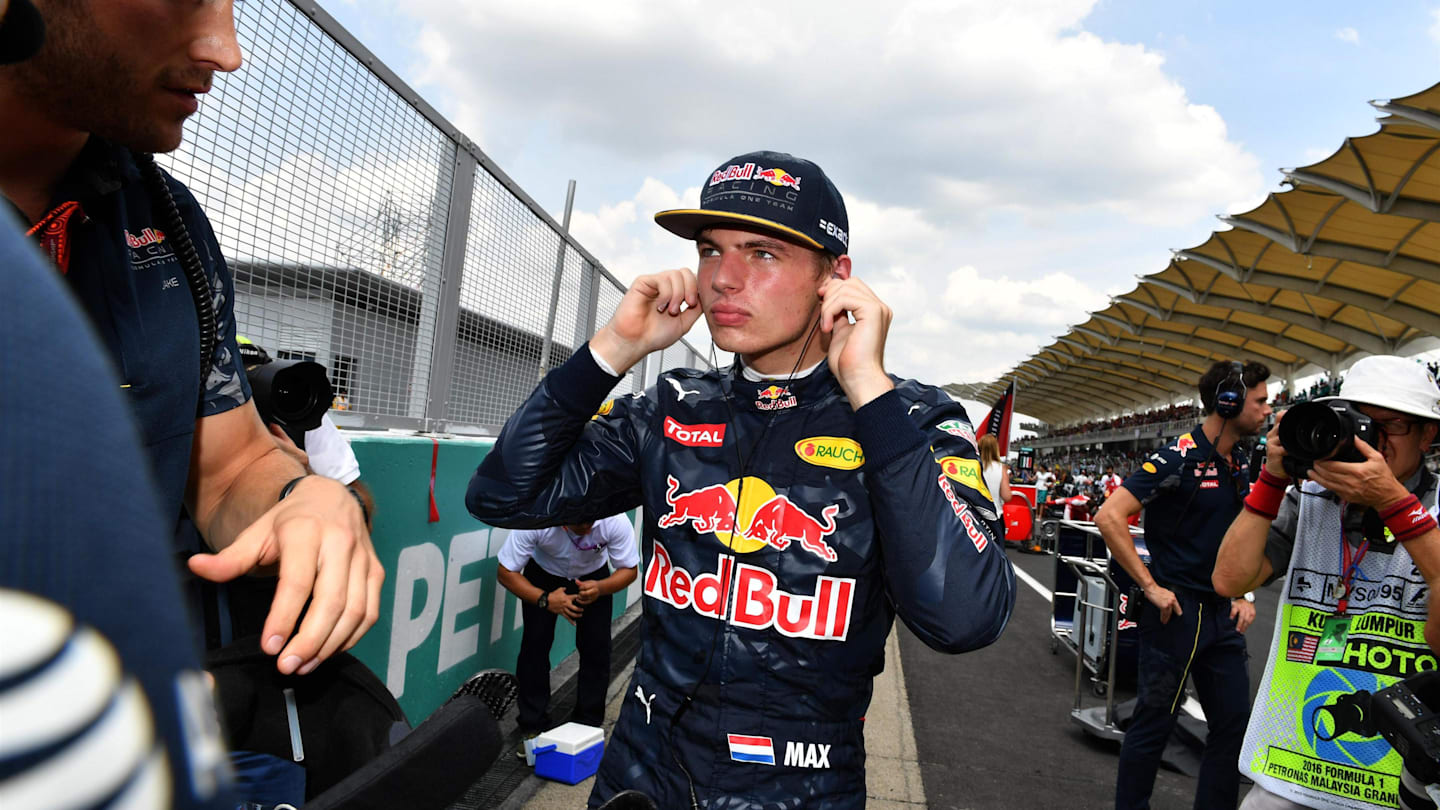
[971,83,1440,445]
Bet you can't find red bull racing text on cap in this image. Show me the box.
[655,150,850,257]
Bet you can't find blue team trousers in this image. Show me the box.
[516,560,612,734]
[1116,588,1250,810]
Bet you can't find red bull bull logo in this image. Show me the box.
[658,474,736,534]
[742,494,839,562]
[755,385,797,411]
[755,167,802,190]
[1173,433,1198,457]
[657,475,839,562]
[644,541,855,641]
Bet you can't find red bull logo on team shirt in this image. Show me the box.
[755,167,802,190]
[1173,433,1198,457]
[755,385,798,411]
[657,474,839,562]
[645,541,855,641]
[125,228,166,248]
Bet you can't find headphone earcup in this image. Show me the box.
[1215,387,1243,419]
[1215,363,1245,419]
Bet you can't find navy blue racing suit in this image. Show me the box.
[467,346,1016,809]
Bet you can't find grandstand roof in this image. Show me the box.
[972,82,1440,426]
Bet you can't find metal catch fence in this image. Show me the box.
[158,0,707,434]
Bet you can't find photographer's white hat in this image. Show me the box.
[1317,355,1440,421]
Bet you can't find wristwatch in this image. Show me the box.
[537,591,550,610]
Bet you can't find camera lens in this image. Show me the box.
[1279,401,1353,464]
[272,371,318,421]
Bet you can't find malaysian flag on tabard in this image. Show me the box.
[1286,631,1318,664]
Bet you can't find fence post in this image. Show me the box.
[574,259,601,349]
[421,148,476,430]
[538,180,577,381]
[634,355,650,395]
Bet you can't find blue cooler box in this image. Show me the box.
[533,722,605,784]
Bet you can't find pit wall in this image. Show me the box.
[343,434,641,723]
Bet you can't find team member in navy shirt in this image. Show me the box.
[0,0,382,676]
[1095,360,1271,810]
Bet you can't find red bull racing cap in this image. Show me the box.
[655,150,850,256]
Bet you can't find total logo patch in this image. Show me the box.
[794,436,864,470]
[664,416,725,447]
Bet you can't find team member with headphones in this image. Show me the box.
[1095,359,1272,809]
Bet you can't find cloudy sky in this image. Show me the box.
[313,0,1439,402]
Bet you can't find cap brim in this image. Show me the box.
[0,0,44,65]
[1313,394,1440,421]
[654,209,826,251]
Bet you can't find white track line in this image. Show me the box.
[1013,562,1052,601]
[1011,556,1205,721]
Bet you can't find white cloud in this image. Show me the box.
[405,0,1263,230]
[1431,8,1440,43]
[1334,27,1359,44]
[316,0,1273,387]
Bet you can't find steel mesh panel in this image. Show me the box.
[157,0,454,423]
[447,165,568,426]
[149,0,709,434]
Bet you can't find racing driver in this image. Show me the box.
[467,150,1016,808]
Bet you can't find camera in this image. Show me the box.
[1315,670,1440,786]
[237,340,334,447]
[1277,400,1379,479]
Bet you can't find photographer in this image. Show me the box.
[1214,355,1440,810]
[1096,359,1271,810]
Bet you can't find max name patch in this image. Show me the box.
[726,735,832,769]
[794,436,864,470]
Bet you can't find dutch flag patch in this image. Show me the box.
[726,734,775,766]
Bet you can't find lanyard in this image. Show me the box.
[26,200,84,275]
[1335,506,1370,615]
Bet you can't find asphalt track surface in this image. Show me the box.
[900,546,1283,810]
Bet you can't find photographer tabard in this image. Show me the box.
[1214,355,1440,810]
